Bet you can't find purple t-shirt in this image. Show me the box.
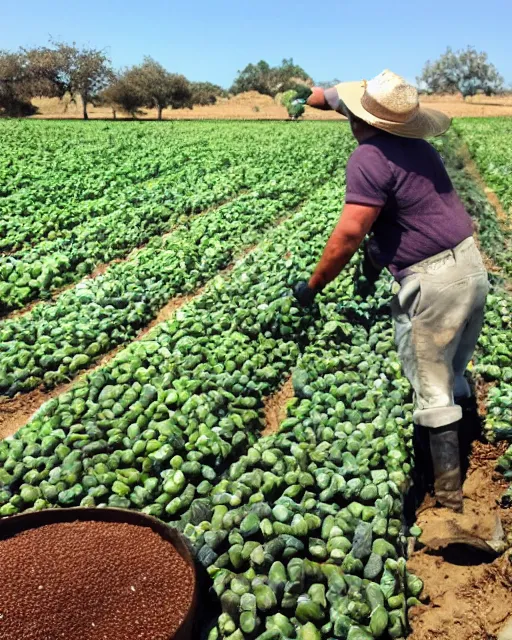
[345,133,474,280]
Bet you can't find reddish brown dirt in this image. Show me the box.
[408,441,512,640]
[262,377,295,436]
[0,521,195,640]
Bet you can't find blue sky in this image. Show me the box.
[2,0,510,88]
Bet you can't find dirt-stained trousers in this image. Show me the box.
[391,237,489,429]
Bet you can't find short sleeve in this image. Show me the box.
[324,87,350,117]
[345,144,393,207]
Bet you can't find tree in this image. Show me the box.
[47,42,113,119]
[0,51,36,116]
[418,46,504,99]
[125,57,191,120]
[23,46,66,99]
[230,58,310,97]
[189,81,226,106]
[98,72,144,118]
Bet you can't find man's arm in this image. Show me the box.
[309,203,381,291]
[306,87,331,110]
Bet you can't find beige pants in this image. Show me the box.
[391,237,489,429]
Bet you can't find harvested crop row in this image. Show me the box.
[0,130,204,249]
[0,169,419,638]
[0,123,352,310]
[0,154,350,396]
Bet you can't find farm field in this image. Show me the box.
[0,119,511,640]
[30,91,512,120]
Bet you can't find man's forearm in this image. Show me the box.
[309,235,359,290]
[307,204,382,292]
[306,87,331,110]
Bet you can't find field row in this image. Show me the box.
[0,171,421,638]
[0,122,351,310]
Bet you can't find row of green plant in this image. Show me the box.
[0,122,351,310]
[0,150,350,396]
[439,123,512,508]
[0,174,419,637]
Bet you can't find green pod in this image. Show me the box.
[297,622,322,640]
[220,590,240,621]
[341,553,364,576]
[366,582,385,609]
[266,613,294,636]
[240,512,260,537]
[369,604,388,637]
[308,583,327,608]
[372,538,397,560]
[218,612,236,635]
[406,572,424,598]
[230,576,250,597]
[240,592,256,612]
[347,624,373,640]
[268,561,287,598]
[388,593,405,610]
[364,552,384,581]
[228,544,244,570]
[240,610,259,634]
[295,599,324,624]
[254,583,277,612]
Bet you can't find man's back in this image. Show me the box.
[345,133,474,279]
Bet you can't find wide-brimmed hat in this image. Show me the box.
[335,70,451,138]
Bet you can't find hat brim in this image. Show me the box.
[334,80,451,139]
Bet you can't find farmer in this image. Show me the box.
[291,70,489,513]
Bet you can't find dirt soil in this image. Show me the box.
[262,377,295,436]
[31,93,512,121]
[408,441,512,640]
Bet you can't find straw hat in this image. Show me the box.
[335,70,451,138]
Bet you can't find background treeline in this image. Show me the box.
[0,41,506,119]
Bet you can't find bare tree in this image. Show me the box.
[418,46,504,99]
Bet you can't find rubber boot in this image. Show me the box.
[429,422,463,512]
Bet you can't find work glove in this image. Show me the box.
[292,281,317,307]
[290,85,313,103]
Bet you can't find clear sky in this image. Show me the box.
[2,0,510,88]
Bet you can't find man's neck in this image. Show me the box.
[356,128,381,144]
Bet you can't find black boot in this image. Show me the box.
[429,422,463,512]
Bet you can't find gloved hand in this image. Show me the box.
[292,281,317,307]
[289,85,313,104]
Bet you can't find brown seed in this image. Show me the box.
[0,521,195,640]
